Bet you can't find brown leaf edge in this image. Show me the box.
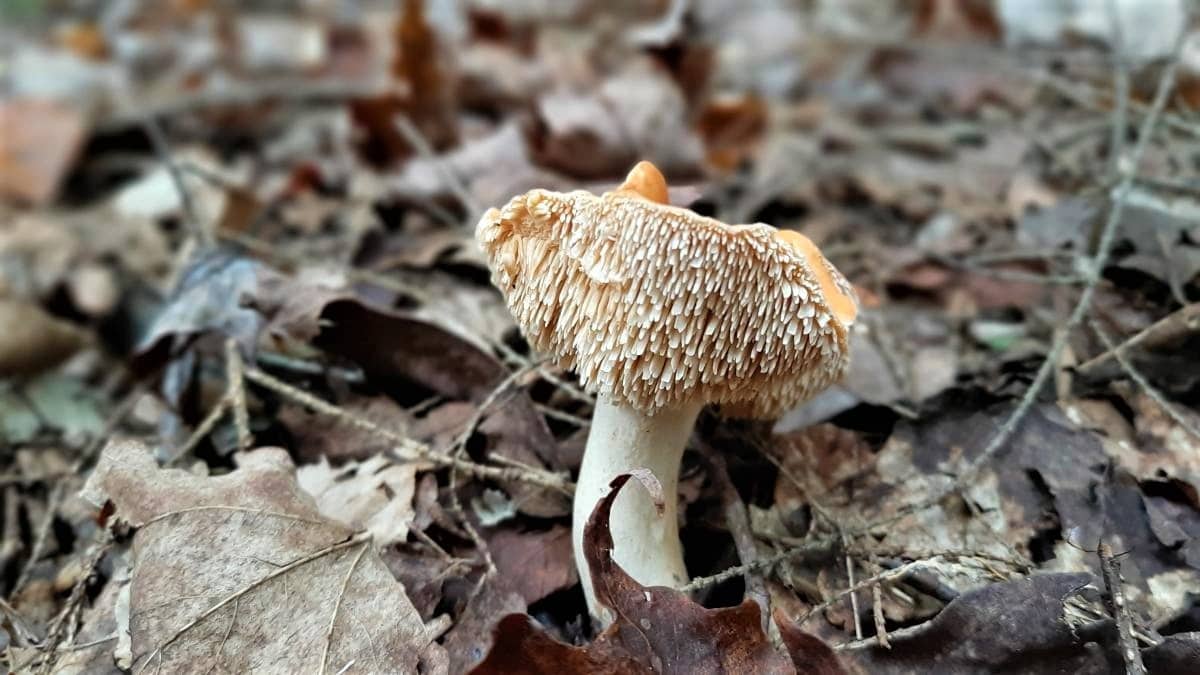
[469,471,847,675]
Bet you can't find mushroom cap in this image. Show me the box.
[476,161,857,418]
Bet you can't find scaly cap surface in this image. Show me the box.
[476,161,857,418]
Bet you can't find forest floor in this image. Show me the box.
[2,1,1199,673]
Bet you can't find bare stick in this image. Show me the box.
[243,367,573,493]
[845,543,863,640]
[11,481,67,594]
[682,535,839,592]
[951,32,1184,491]
[140,115,212,249]
[446,363,540,575]
[224,340,252,452]
[1098,542,1147,675]
[166,395,229,466]
[1105,0,1129,179]
[697,442,770,622]
[1091,320,1200,441]
[393,113,481,220]
[872,582,890,649]
[1076,303,1200,374]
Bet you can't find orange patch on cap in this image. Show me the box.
[616,161,669,204]
[774,230,858,328]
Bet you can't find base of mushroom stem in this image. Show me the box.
[572,397,702,623]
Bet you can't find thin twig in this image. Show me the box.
[166,395,229,466]
[393,113,481,220]
[1076,303,1200,374]
[242,367,573,493]
[697,442,770,623]
[682,535,839,592]
[446,364,540,575]
[224,340,252,452]
[1105,0,1129,180]
[11,481,67,595]
[140,115,212,249]
[1091,320,1200,441]
[872,582,890,649]
[1098,542,1147,675]
[844,541,863,641]
[949,31,1185,492]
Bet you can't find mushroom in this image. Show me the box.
[476,161,857,619]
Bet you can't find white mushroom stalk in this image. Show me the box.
[476,161,857,623]
[573,397,702,617]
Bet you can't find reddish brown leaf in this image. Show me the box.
[471,614,643,675]
[487,525,577,605]
[0,99,87,205]
[471,471,846,674]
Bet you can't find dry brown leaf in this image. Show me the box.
[529,61,705,179]
[486,525,577,605]
[81,440,447,673]
[296,453,427,547]
[471,471,846,675]
[0,99,88,205]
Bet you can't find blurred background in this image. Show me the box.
[2,0,1200,672]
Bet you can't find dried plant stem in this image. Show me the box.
[950,32,1183,492]
[1076,303,1200,374]
[446,363,540,576]
[243,367,573,493]
[1098,542,1147,675]
[1091,320,1200,441]
[225,340,252,452]
[140,115,212,249]
[698,443,770,622]
[11,482,67,596]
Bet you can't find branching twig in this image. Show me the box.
[11,482,67,596]
[242,367,573,493]
[140,115,212,249]
[393,113,481,220]
[224,340,252,452]
[949,31,1185,492]
[1098,542,1147,675]
[1076,303,1200,374]
[697,442,770,621]
[1091,319,1200,441]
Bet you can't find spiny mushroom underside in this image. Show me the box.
[476,189,853,418]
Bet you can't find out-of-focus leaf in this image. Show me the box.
[0,99,87,205]
[0,374,106,444]
[133,251,268,370]
[0,299,88,378]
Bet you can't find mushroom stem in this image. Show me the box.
[573,396,702,621]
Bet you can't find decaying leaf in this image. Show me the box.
[296,453,427,547]
[842,573,1110,673]
[81,440,447,673]
[470,471,846,675]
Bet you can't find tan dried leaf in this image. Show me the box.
[81,440,446,674]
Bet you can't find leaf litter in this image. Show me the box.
[2,0,1199,673]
